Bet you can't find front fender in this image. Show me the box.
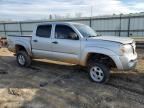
[80,46,122,68]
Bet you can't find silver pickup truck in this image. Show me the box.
[7,22,137,83]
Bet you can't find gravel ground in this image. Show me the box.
[0,48,144,108]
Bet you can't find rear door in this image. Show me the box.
[32,24,53,58]
[50,24,81,64]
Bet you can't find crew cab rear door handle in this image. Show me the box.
[52,41,58,44]
[33,40,38,42]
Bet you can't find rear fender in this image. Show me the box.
[15,40,32,56]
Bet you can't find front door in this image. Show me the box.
[51,24,81,64]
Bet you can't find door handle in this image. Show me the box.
[33,40,38,42]
[52,41,58,44]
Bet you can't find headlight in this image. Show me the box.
[120,44,133,55]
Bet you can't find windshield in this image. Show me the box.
[74,24,97,37]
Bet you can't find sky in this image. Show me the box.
[0,0,144,21]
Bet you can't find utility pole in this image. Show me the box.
[90,6,93,17]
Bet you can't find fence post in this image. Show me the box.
[90,17,92,27]
[127,16,131,37]
[3,23,6,37]
[119,14,122,37]
[19,22,22,35]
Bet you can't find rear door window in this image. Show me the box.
[36,25,52,38]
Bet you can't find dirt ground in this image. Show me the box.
[0,48,144,108]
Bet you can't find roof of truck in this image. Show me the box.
[37,22,84,26]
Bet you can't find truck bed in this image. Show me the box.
[7,35,32,53]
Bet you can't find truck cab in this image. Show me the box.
[32,22,82,64]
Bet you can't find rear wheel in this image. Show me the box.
[16,51,31,67]
[88,62,110,83]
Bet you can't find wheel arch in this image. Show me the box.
[15,44,31,56]
[85,52,117,69]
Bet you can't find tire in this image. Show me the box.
[88,62,110,83]
[16,50,31,67]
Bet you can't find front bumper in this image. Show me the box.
[112,53,137,71]
[119,57,137,70]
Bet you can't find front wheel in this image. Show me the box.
[16,51,31,67]
[88,62,110,83]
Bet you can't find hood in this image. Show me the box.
[88,36,134,44]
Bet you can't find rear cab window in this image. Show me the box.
[36,25,52,38]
